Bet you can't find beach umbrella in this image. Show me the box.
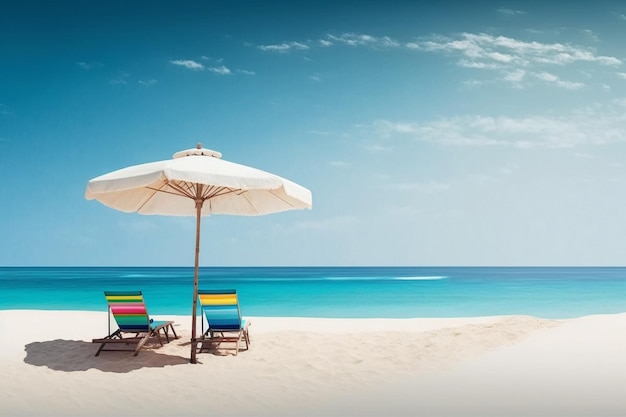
[85,143,312,363]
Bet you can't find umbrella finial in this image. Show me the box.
[173,144,223,159]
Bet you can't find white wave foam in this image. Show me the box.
[393,276,448,281]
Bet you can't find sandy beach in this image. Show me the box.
[1,310,626,417]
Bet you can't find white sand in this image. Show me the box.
[1,310,625,416]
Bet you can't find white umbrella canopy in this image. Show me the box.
[85,144,312,363]
[86,146,311,216]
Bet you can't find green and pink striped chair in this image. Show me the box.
[92,291,177,356]
[195,289,250,356]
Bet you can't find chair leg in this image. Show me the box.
[95,343,106,356]
[134,334,151,356]
[167,323,178,340]
[153,331,164,347]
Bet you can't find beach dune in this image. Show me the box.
[1,310,625,416]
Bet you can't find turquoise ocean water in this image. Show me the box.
[1,266,625,319]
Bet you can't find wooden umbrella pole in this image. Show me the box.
[190,192,204,364]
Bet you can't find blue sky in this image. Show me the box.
[2,1,626,266]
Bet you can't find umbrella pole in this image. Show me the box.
[190,198,203,364]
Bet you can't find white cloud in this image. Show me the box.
[406,33,619,89]
[411,33,621,68]
[237,69,256,75]
[257,42,310,53]
[330,160,350,168]
[327,33,376,46]
[365,143,393,153]
[326,33,400,48]
[255,31,619,91]
[503,68,526,84]
[618,72,626,79]
[458,59,502,69]
[109,71,130,85]
[138,79,157,86]
[583,29,599,42]
[77,62,102,70]
[369,106,626,149]
[463,79,484,87]
[169,59,204,70]
[497,8,526,16]
[208,65,231,75]
[533,71,585,89]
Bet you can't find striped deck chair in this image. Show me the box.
[92,291,177,356]
[196,289,250,356]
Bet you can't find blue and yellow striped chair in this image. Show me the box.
[92,291,177,356]
[196,289,250,355]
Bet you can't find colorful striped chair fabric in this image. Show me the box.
[196,289,250,355]
[92,291,178,356]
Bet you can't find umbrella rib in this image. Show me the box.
[201,185,240,200]
[135,186,162,212]
[146,185,193,199]
[237,188,298,215]
[146,181,243,203]
[173,181,198,199]
[268,189,299,208]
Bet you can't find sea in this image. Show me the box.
[1,266,626,319]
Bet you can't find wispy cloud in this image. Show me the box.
[256,33,400,53]
[138,79,157,86]
[255,32,620,72]
[207,65,231,75]
[330,160,350,168]
[503,68,526,86]
[366,143,393,153]
[170,59,204,70]
[407,33,621,68]
[368,105,626,149]
[533,71,584,89]
[254,31,619,90]
[497,8,526,16]
[325,33,400,48]
[583,29,599,42]
[77,62,102,70]
[109,71,130,85]
[257,42,310,53]
[614,12,626,21]
[170,59,249,76]
[405,32,620,89]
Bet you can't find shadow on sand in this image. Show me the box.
[24,339,189,373]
